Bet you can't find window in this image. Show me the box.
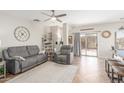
[68,36,73,44]
[115,31,124,50]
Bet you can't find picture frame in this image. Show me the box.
[68,36,73,44]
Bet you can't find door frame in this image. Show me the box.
[80,32,98,57]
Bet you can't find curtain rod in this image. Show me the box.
[72,31,101,34]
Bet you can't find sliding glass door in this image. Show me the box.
[80,33,98,57]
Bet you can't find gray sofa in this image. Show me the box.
[54,45,73,65]
[2,45,48,74]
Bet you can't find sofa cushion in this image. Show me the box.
[27,45,40,56]
[57,55,67,62]
[8,46,29,57]
[36,53,47,62]
[21,56,37,68]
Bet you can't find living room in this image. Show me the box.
[1,0,124,93]
[1,10,124,83]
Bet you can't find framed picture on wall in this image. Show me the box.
[101,31,111,38]
[68,36,73,44]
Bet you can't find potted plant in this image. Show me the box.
[0,67,4,75]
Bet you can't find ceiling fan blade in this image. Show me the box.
[56,18,62,23]
[44,18,51,22]
[41,12,51,17]
[33,19,41,22]
[55,14,67,17]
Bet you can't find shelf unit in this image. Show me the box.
[43,31,54,61]
[42,26,63,61]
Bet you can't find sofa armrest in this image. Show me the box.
[6,59,22,74]
[53,52,61,61]
[40,52,49,57]
[39,52,48,57]
[53,51,61,56]
[6,57,23,61]
[54,52,61,56]
[66,52,73,64]
[70,52,74,64]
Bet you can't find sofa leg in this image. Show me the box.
[107,63,110,78]
[111,68,114,83]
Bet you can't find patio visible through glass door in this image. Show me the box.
[80,33,98,57]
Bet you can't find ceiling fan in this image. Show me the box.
[41,10,67,23]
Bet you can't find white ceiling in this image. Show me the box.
[1,10,124,25]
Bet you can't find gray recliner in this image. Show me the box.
[2,45,48,74]
[54,45,73,65]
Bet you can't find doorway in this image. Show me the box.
[80,33,98,57]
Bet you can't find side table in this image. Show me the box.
[0,61,6,79]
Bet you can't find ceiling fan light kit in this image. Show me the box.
[51,17,56,20]
[41,10,67,23]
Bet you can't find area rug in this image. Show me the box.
[6,62,77,83]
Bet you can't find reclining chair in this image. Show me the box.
[54,45,73,65]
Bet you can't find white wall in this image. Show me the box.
[69,22,124,58]
[63,23,69,45]
[0,13,44,50]
[44,25,63,51]
[1,11,123,58]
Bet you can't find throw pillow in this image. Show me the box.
[13,56,25,61]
